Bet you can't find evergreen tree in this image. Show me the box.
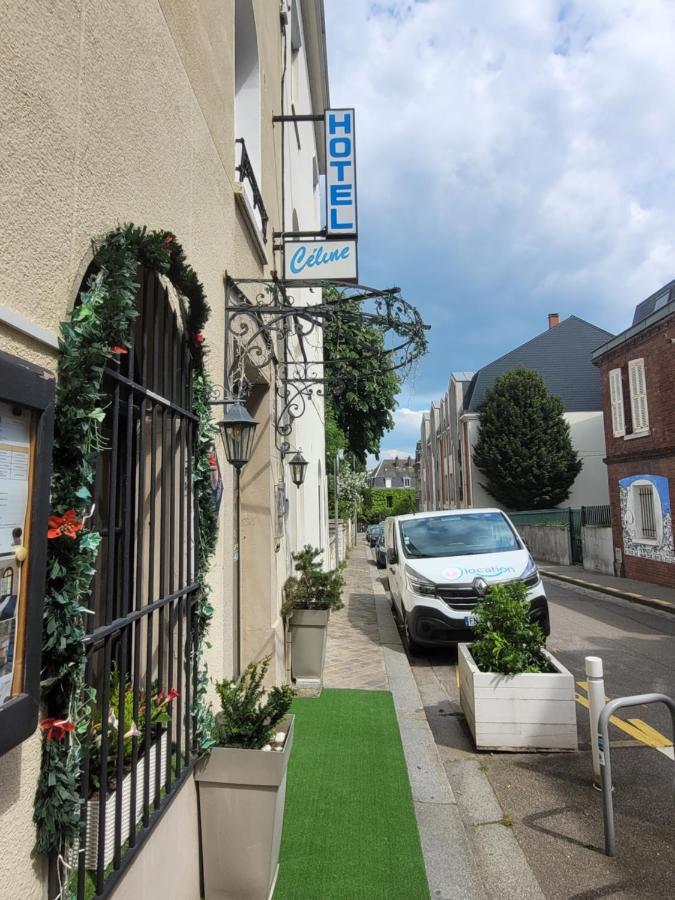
[473,367,582,509]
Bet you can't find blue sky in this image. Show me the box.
[324,0,675,463]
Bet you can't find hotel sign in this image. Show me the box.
[282,109,358,283]
[325,109,357,236]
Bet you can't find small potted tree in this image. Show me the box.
[282,545,344,685]
[459,582,577,752]
[194,657,295,900]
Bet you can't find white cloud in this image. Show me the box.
[392,407,425,433]
[326,0,675,327]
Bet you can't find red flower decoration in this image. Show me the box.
[166,688,180,703]
[208,452,217,468]
[40,718,75,741]
[48,509,83,540]
[194,331,205,345]
[163,234,175,251]
[110,345,128,355]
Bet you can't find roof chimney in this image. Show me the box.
[548,312,560,329]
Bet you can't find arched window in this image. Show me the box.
[0,567,13,596]
[78,266,199,876]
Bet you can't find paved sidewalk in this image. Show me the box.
[537,562,675,615]
[323,540,544,900]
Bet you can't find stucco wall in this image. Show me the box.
[518,525,572,566]
[582,526,614,575]
[0,0,288,894]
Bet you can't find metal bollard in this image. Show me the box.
[585,656,605,789]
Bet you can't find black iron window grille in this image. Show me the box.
[235,138,269,242]
[73,268,199,898]
[637,485,657,541]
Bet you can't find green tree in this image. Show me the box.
[473,367,582,510]
[323,291,401,463]
[362,488,418,523]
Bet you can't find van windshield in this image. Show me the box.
[398,513,520,559]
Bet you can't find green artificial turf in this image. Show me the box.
[274,689,429,900]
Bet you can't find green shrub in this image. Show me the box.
[213,656,295,749]
[282,545,344,618]
[470,581,552,675]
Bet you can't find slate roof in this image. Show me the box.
[462,316,614,414]
[632,279,675,325]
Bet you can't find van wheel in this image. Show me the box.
[404,615,422,657]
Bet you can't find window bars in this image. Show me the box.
[74,269,199,898]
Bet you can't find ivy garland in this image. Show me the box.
[33,225,218,858]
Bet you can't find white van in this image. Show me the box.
[384,508,549,654]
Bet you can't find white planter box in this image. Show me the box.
[458,643,578,752]
[72,731,169,871]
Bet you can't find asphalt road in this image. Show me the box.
[407,577,675,900]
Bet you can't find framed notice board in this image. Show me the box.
[0,350,54,756]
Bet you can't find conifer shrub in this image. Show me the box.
[213,656,295,749]
[282,545,344,618]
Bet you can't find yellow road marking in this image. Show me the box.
[455,666,460,689]
[626,718,673,748]
[575,686,673,751]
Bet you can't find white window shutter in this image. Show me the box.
[609,368,625,437]
[628,359,649,433]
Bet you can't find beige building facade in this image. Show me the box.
[0,2,330,896]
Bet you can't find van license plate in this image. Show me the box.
[464,615,477,627]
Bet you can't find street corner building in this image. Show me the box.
[593,282,675,588]
[0,2,333,898]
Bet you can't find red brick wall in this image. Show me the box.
[596,312,675,588]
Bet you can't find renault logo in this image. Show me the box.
[472,576,489,598]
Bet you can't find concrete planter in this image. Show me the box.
[458,643,577,752]
[195,715,295,900]
[289,608,330,681]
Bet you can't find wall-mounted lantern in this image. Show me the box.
[288,449,308,488]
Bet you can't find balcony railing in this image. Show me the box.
[235,138,268,242]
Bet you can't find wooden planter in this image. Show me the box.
[195,716,295,900]
[458,644,577,752]
[289,608,330,681]
[72,731,169,871]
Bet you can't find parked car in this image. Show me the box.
[383,509,549,655]
[375,534,387,569]
[367,524,384,546]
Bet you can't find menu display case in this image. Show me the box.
[0,350,54,756]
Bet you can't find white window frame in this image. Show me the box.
[608,368,625,437]
[628,358,649,434]
[403,477,411,487]
[630,482,659,545]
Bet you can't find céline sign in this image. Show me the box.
[284,240,357,282]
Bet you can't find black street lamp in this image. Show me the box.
[217,402,258,678]
[288,449,308,488]
[218,402,258,469]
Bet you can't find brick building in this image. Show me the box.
[592,283,675,587]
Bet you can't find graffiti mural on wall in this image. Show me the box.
[619,474,674,563]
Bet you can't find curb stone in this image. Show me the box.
[540,569,675,616]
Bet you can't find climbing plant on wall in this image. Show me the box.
[33,225,218,858]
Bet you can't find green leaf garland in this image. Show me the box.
[34,225,217,859]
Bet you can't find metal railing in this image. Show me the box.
[581,504,612,527]
[598,693,675,856]
[235,138,269,241]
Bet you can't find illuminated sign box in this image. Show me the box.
[0,350,54,756]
